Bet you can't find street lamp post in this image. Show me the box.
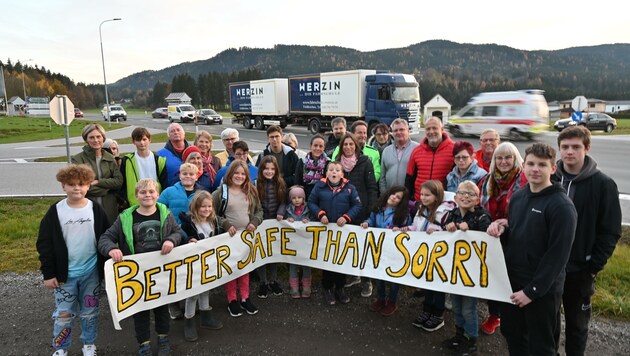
[21,58,33,115]
[99,18,121,128]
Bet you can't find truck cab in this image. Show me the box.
[365,73,421,134]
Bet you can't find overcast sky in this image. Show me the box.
[2,0,628,85]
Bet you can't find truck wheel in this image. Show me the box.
[243,117,253,129]
[169,117,174,123]
[280,121,287,129]
[605,124,613,133]
[449,125,462,137]
[508,128,524,141]
[308,119,322,134]
[254,117,264,130]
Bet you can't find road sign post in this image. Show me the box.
[49,95,75,163]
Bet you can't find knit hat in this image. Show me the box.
[288,185,306,200]
[182,145,202,162]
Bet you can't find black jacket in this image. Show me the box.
[324,134,341,158]
[553,155,622,274]
[443,206,492,232]
[502,184,577,301]
[344,153,378,222]
[36,201,110,283]
[256,143,299,187]
[179,212,223,240]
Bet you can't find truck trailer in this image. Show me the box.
[229,69,421,134]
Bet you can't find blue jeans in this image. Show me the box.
[52,268,100,350]
[376,280,400,302]
[452,294,478,337]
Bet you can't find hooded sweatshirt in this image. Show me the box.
[553,155,622,274]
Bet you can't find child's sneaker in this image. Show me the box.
[168,302,183,320]
[269,281,283,296]
[412,311,431,328]
[228,300,243,317]
[257,283,269,298]
[481,314,501,335]
[82,344,97,356]
[52,350,68,356]
[421,314,445,332]
[442,327,465,350]
[369,299,386,312]
[335,288,350,304]
[457,335,478,356]
[241,298,258,315]
[137,342,151,356]
[157,335,171,356]
[344,275,361,288]
[324,289,336,305]
[380,302,398,316]
[360,280,373,297]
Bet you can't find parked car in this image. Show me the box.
[101,105,127,121]
[74,108,84,118]
[554,112,617,132]
[197,108,223,125]
[151,107,168,118]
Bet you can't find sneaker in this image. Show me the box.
[335,288,350,304]
[456,336,478,356]
[52,350,68,356]
[241,298,259,315]
[360,280,373,298]
[442,331,464,350]
[421,314,445,332]
[369,299,386,312]
[380,302,398,316]
[157,335,171,356]
[269,281,283,296]
[82,344,97,356]
[228,300,243,317]
[412,311,431,328]
[257,283,269,298]
[481,314,501,335]
[344,275,361,288]
[137,342,151,356]
[168,302,183,320]
[324,289,336,305]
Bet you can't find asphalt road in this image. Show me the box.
[0,113,628,223]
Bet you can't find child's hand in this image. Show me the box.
[246,223,256,232]
[397,226,410,233]
[188,238,198,243]
[108,248,123,262]
[161,240,174,255]
[426,227,436,234]
[43,277,59,289]
[360,222,368,229]
[302,218,309,224]
[446,222,457,232]
[288,217,295,223]
[320,216,329,224]
[276,214,283,221]
[459,222,469,231]
[228,226,237,236]
[487,219,507,238]
[336,217,347,227]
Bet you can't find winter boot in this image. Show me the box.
[184,317,198,342]
[301,276,312,298]
[200,310,223,330]
[289,277,301,299]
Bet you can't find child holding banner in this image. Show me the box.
[37,164,110,356]
[441,180,492,355]
[410,180,455,332]
[98,178,182,356]
[212,160,263,317]
[361,185,411,316]
[255,156,287,298]
[285,185,312,298]
[179,190,224,342]
[307,161,363,305]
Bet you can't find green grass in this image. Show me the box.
[0,116,126,144]
[1,196,628,319]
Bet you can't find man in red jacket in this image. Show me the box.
[405,117,455,201]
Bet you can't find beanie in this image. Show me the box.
[182,145,202,162]
[288,185,306,200]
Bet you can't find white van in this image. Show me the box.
[168,104,196,123]
[447,90,549,140]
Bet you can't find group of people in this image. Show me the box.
[36,117,621,356]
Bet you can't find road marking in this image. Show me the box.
[620,194,630,201]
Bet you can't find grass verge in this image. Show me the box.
[2,196,628,319]
[0,117,126,144]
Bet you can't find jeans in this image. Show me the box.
[185,291,210,319]
[51,268,100,351]
[423,289,446,316]
[288,264,311,279]
[376,280,400,302]
[452,295,478,337]
[133,305,169,344]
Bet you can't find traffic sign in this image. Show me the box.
[571,96,587,112]
[571,111,583,122]
[49,95,75,125]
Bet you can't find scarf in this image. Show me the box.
[340,154,358,173]
[489,166,520,198]
[200,153,218,184]
[302,152,329,184]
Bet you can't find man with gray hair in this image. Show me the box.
[216,128,253,166]
[324,117,347,157]
[474,128,500,172]
[380,118,418,192]
[157,123,190,187]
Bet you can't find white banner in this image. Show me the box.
[104,220,512,329]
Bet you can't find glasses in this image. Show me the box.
[454,155,471,161]
[481,138,498,143]
[456,191,478,198]
[496,155,514,162]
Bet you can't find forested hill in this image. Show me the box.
[111,40,630,106]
